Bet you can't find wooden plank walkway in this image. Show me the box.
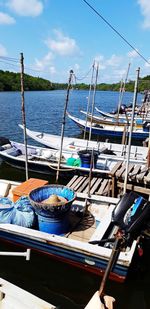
[67,161,150,197]
[67,175,111,196]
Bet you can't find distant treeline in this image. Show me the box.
[0,70,150,92]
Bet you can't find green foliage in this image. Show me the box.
[0,70,54,91]
[0,70,150,92]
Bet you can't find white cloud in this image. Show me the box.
[45,30,79,56]
[0,12,15,24]
[34,52,56,75]
[138,0,150,28]
[127,49,139,59]
[106,54,122,67]
[7,0,43,17]
[94,55,106,70]
[0,43,7,56]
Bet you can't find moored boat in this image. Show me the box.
[18,125,149,160]
[80,110,144,128]
[0,140,147,178]
[0,178,147,283]
[0,277,56,309]
[67,112,150,141]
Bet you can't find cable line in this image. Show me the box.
[82,0,150,65]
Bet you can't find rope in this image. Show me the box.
[48,163,77,172]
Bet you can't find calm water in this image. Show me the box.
[0,90,149,309]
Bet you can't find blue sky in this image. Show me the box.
[0,0,150,84]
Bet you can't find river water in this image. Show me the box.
[0,90,149,309]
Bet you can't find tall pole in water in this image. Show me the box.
[123,67,140,194]
[89,62,99,142]
[56,70,74,183]
[117,62,131,118]
[20,52,28,180]
[83,61,95,140]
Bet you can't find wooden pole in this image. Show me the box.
[89,63,99,141]
[83,61,95,140]
[117,62,131,119]
[20,52,28,180]
[123,67,140,194]
[56,70,74,183]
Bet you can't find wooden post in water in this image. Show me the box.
[89,62,99,142]
[20,52,28,180]
[83,61,95,140]
[56,70,74,183]
[123,67,140,194]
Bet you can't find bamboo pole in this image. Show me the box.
[89,63,99,142]
[56,70,74,183]
[20,52,28,180]
[83,61,95,140]
[123,67,140,194]
[117,62,131,119]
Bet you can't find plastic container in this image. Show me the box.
[37,213,69,235]
[12,178,48,202]
[29,184,76,235]
[78,150,99,168]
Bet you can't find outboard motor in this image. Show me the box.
[90,191,150,246]
[112,191,150,238]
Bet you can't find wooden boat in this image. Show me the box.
[18,125,149,161]
[0,178,142,283]
[0,140,147,178]
[0,277,55,308]
[67,112,150,141]
[95,106,150,122]
[80,110,144,128]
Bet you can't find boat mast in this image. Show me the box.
[20,52,28,180]
[56,70,74,183]
[123,67,140,194]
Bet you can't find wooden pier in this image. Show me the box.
[67,162,150,197]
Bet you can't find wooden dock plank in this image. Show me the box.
[83,177,98,194]
[144,170,150,184]
[115,164,126,178]
[96,179,109,195]
[136,166,148,182]
[68,176,85,190]
[73,176,87,191]
[67,175,78,188]
[77,177,90,193]
[121,163,134,179]
[90,178,103,194]
[128,165,141,181]
[102,179,112,196]
[110,161,123,176]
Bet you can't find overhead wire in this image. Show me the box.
[82,0,150,66]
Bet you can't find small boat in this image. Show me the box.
[0,178,147,283]
[80,110,144,128]
[18,125,149,161]
[0,140,147,178]
[95,106,150,122]
[67,112,150,141]
[0,277,55,308]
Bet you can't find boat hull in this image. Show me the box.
[0,229,129,283]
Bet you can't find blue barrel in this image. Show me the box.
[37,213,69,235]
[78,150,98,168]
[28,185,76,235]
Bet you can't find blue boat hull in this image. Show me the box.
[0,229,129,283]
